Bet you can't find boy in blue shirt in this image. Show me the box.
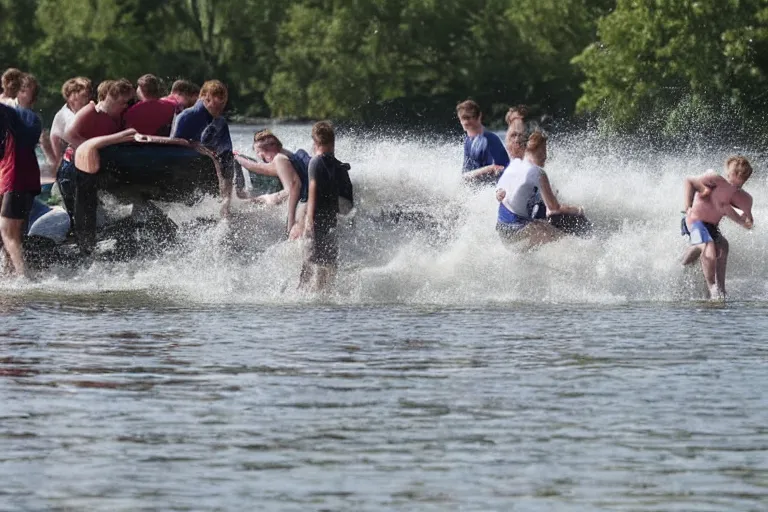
[171,80,243,214]
[457,100,509,185]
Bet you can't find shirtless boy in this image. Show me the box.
[682,156,754,299]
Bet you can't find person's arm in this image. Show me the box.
[39,129,56,166]
[722,203,753,229]
[193,144,232,217]
[50,132,65,163]
[64,102,94,149]
[730,190,754,228]
[304,158,320,238]
[538,171,581,216]
[462,164,505,181]
[495,188,506,202]
[271,156,301,231]
[235,155,277,176]
[134,134,191,146]
[683,172,718,210]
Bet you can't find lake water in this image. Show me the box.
[1,126,767,510]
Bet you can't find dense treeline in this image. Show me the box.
[1,0,767,135]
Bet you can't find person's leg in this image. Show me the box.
[298,261,314,290]
[56,160,76,217]
[523,221,562,249]
[74,168,98,253]
[698,241,718,298]
[681,246,702,266]
[0,217,26,277]
[714,236,729,298]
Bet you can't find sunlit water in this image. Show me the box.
[1,126,767,510]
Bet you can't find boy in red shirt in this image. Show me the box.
[123,74,176,136]
[0,95,43,276]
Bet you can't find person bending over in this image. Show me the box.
[235,130,311,238]
[495,131,582,248]
[171,79,238,215]
[63,78,136,251]
[681,156,754,300]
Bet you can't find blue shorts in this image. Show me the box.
[686,220,721,245]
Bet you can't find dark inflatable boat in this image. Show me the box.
[96,141,219,203]
[24,141,221,270]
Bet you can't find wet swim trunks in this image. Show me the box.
[685,219,721,245]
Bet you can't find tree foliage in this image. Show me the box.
[574,0,768,135]
[5,0,767,135]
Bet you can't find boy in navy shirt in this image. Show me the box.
[457,100,509,185]
[172,80,242,214]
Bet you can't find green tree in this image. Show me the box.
[573,0,768,135]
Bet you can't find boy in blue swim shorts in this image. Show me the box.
[681,156,754,299]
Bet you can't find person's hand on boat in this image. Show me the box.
[234,155,249,167]
[493,164,505,175]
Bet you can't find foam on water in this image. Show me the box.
[5,126,768,304]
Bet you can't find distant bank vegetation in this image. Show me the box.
[2,0,768,137]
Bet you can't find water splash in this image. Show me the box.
[5,126,768,304]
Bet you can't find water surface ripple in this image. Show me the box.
[2,299,767,511]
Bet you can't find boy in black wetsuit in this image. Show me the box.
[300,121,351,292]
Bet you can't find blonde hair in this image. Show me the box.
[106,78,133,100]
[505,104,529,126]
[97,80,115,101]
[20,73,39,102]
[1,68,23,98]
[62,77,92,100]
[200,80,228,100]
[253,130,282,151]
[726,155,753,181]
[526,130,547,153]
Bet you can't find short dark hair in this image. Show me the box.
[171,79,200,97]
[456,100,481,119]
[137,74,161,99]
[312,121,335,147]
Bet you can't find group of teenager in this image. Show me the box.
[457,99,755,300]
[0,67,354,291]
[0,65,757,297]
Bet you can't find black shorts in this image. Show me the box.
[0,191,35,220]
[217,151,236,182]
[306,225,338,266]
